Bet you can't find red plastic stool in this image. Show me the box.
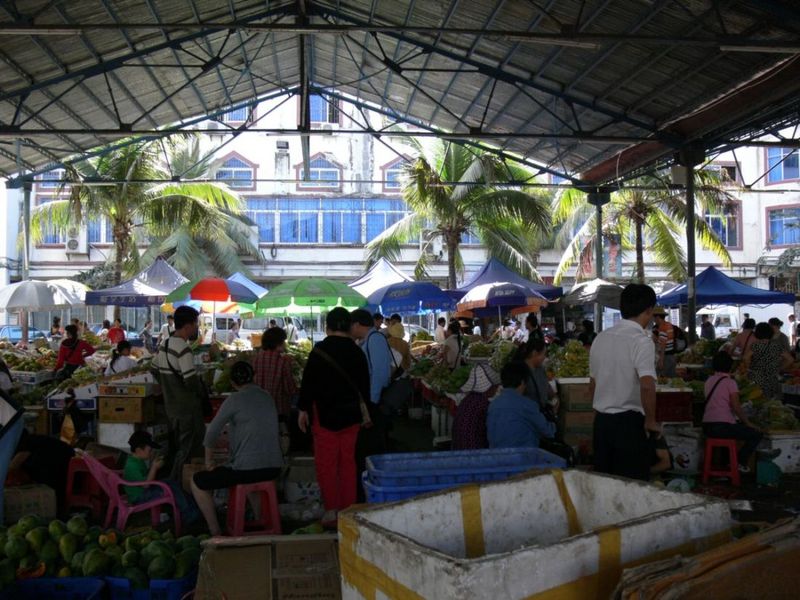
[702,438,740,486]
[65,455,117,518]
[226,481,282,536]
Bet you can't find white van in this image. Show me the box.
[694,303,795,339]
[200,315,308,345]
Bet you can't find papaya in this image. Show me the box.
[66,515,88,538]
[25,526,49,553]
[121,550,139,568]
[82,548,111,577]
[48,520,67,541]
[147,555,176,580]
[59,533,79,562]
[16,515,42,536]
[4,536,29,561]
[98,531,118,548]
[105,545,124,563]
[111,562,126,578]
[0,533,7,558]
[141,540,172,563]
[70,551,86,576]
[18,554,38,570]
[39,539,59,563]
[124,536,140,553]
[6,525,23,538]
[57,566,71,577]
[124,567,149,590]
[83,525,102,544]
[174,547,201,578]
[176,535,200,552]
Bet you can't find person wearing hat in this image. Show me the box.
[387,322,411,372]
[769,317,791,354]
[124,430,199,525]
[653,307,685,378]
[156,315,175,347]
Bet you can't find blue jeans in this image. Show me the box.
[136,479,200,525]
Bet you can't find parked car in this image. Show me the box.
[240,317,309,343]
[0,325,48,344]
[403,324,431,343]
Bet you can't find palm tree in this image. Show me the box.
[551,171,735,284]
[30,136,259,283]
[365,140,552,289]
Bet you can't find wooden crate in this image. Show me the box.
[99,396,155,424]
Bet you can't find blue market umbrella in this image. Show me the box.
[457,281,548,324]
[365,281,455,316]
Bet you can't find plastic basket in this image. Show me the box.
[105,570,197,600]
[365,447,567,487]
[0,577,105,599]
[363,472,449,503]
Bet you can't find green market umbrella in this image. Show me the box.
[254,278,367,341]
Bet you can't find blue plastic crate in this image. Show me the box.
[365,447,567,488]
[105,570,197,600]
[0,577,105,600]
[362,472,449,503]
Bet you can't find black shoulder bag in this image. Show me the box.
[365,332,414,414]
[311,346,372,427]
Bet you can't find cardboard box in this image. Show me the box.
[284,457,320,504]
[663,424,704,473]
[97,383,152,397]
[98,422,168,449]
[4,484,56,524]
[559,410,595,434]
[556,378,593,412]
[196,535,340,600]
[99,396,155,424]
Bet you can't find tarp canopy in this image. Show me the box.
[659,266,796,306]
[458,258,562,300]
[349,258,412,298]
[563,279,625,310]
[365,281,455,315]
[85,258,188,306]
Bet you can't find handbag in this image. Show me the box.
[366,332,414,414]
[312,347,372,428]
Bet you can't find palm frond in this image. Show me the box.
[479,224,542,282]
[29,199,73,244]
[647,211,687,281]
[552,217,594,284]
[364,213,424,267]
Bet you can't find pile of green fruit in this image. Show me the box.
[423,364,472,393]
[489,341,518,372]
[466,342,492,358]
[286,339,312,386]
[408,357,435,377]
[413,330,433,342]
[551,341,590,378]
[0,514,205,591]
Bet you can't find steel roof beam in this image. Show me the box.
[378,0,417,116]
[184,0,236,109]
[310,6,658,134]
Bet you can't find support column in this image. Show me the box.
[587,190,611,332]
[676,148,705,344]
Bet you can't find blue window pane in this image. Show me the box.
[105,220,114,242]
[280,213,297,242]
[769,208,800,245]
[253,212,275,242]
[309,96,338,123]
[87,219,101,243]
[39,170,62,189]
[385,169,403,189]
[366,214,385,241]
[785,153,799,180]
[300,214,317,243]
[309,157,334,169]
[323,213,341,243]
[222,107,248,122]
[222,158,248,169]
[343,213,361,243]
[767,148,800,183]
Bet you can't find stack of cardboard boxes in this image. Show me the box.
[556,378,594,455]
[96,383,167,450]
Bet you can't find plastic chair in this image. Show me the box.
[75,449,181,534]
[702,438,740,486]
[226,481,281,536]
[65,455,117,518]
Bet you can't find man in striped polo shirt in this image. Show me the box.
[153,306,205,480]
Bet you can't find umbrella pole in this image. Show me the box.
[309,306,313,344]
[497,306,502,329]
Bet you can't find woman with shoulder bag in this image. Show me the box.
[54,325,95,381]
[297,308,370,527]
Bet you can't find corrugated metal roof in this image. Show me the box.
[0,0,799,182]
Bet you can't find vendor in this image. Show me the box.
[54,324,95,381]
[8,429,74,509]
[434,317,447,343]
[769,317,791,354]
[443,321,464,369]
[107,318,126,345]
[744,322,793,401]
[729,318,756,359]
[50,317,63,337]
[516,338,556,421]
[105,341,138,376]
[703,351,762,472]
[253,327,298,419]
[387,323,411,372]
[487,361,555,449]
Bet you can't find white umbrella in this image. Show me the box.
[0,279,87,312]
[562,278,624,310]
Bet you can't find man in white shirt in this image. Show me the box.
[589,283,658,481]
[434,317,447,343]
[284,318,299,344]
[157,315,174,346]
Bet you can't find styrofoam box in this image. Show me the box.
[760,432,800,473]
[340,470,732,600]
[97,422,168,449]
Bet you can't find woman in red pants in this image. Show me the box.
[298,308,370,527]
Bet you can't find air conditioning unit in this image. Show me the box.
[65,226,87,255]
[321,124,334,133]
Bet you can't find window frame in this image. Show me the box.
[380,156,411,194]
[306,95,341,125]
[219,105,253,126]
[214,152,258,191]
[36,168,67,193]
[294,154,343,192]
[766,204,800,248]
[702,199,742,251]
[765,147,800,185]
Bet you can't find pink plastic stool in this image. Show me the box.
[65,455,116,518]
[226,481,282,536]
[702,438,740,486]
